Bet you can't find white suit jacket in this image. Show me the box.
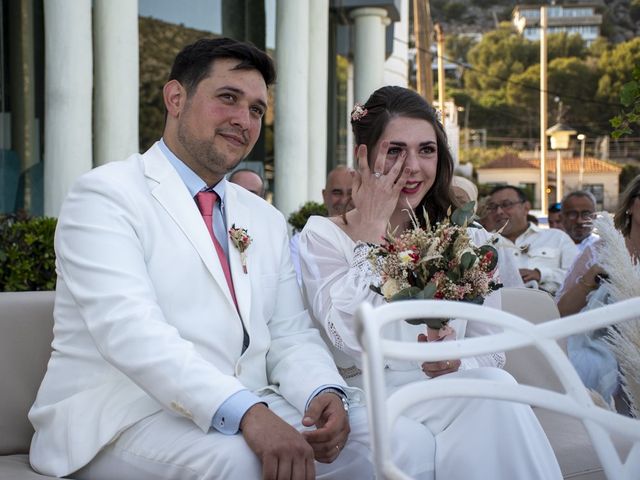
[28,143,349,477]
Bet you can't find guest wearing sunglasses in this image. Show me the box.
[487,185,578,295]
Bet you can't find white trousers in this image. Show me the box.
[73,392,434,480]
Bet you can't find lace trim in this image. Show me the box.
[338,365,362,378]
[352,242,382,283]
[492,352,506,369]
[328,321,345,351]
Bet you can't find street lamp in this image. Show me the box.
[577,134,586,189]
[546,123,576,202]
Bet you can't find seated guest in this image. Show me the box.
[548,202,564,230]
[451,175,478,208]
[322,165,355,217]
[556,176,640,408]
[229,168,267,198]
[27,38,431,480]
[561,190,598,253]
[487,185,578,294]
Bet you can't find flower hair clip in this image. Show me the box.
[229,224,252,273]
[351,103,368,122]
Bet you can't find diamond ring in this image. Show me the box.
[335,444,341,451]
[446,361,451,368]
[374,172,382,179]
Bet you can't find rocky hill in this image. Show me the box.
[429,0,640,43]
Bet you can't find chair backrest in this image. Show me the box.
[0,291,55,455]
[498,287,565,392]
[356,298,640,480]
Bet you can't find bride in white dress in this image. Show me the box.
[299,86,562,480]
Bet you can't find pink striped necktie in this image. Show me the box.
[195,191,238,309]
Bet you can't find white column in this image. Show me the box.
[94,0,139,166]
[307,0,329,203]
[44,0,93,217]
[274,0,309,223]
[384,0,409,87]
[350,7,389,103]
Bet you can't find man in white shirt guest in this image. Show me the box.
[561,190,599,253]
[487,185,578,295]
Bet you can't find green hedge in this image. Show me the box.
[0,214,57,291]
[288,201,327,232]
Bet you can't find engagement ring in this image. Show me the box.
[374,172,382,179]
[335,444,341,451]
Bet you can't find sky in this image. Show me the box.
[138,0,276,48]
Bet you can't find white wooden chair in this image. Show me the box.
[356,298,640,480]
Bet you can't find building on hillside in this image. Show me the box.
[477,153,621,211]
[512,3,603,45]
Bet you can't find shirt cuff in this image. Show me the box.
[211,389,263,435]
[305,384,347,412]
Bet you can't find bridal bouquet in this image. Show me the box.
[369,202,501,330]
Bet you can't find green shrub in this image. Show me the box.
[0,214,57,291]
[288,201,327,232]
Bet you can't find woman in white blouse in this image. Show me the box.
[299,86,561,480]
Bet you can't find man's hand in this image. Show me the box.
[301,392,351,463]
[240,403,315,480]
[519,268,541,283]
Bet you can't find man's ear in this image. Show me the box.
[163,79,186,118]
[524,200,532,212]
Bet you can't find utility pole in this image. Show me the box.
[539,6,548,212]
[434,22,445,119]
[412,0,433,103]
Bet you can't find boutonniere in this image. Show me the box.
[229,224,252,273]
[519,243,530,254]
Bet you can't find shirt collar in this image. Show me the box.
[159,138,227,204]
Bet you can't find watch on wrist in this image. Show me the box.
[320,388,350,414]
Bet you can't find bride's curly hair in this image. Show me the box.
[351,86,455,228]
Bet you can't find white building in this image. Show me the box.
[512,3,603,45]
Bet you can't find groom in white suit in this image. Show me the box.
[28,38,432,479]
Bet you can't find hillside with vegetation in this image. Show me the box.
[430,0,640,43]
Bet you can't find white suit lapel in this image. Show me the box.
[224,186,252,326]
[142,145,238,312]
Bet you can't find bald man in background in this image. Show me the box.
[229,168,266,198]
[291,166,354,283]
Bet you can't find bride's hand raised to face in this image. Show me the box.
[347,141,411,243]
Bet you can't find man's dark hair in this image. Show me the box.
[489,185,528,203]
[169,37,276,95]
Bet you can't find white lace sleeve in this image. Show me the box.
[299,218,386,361]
